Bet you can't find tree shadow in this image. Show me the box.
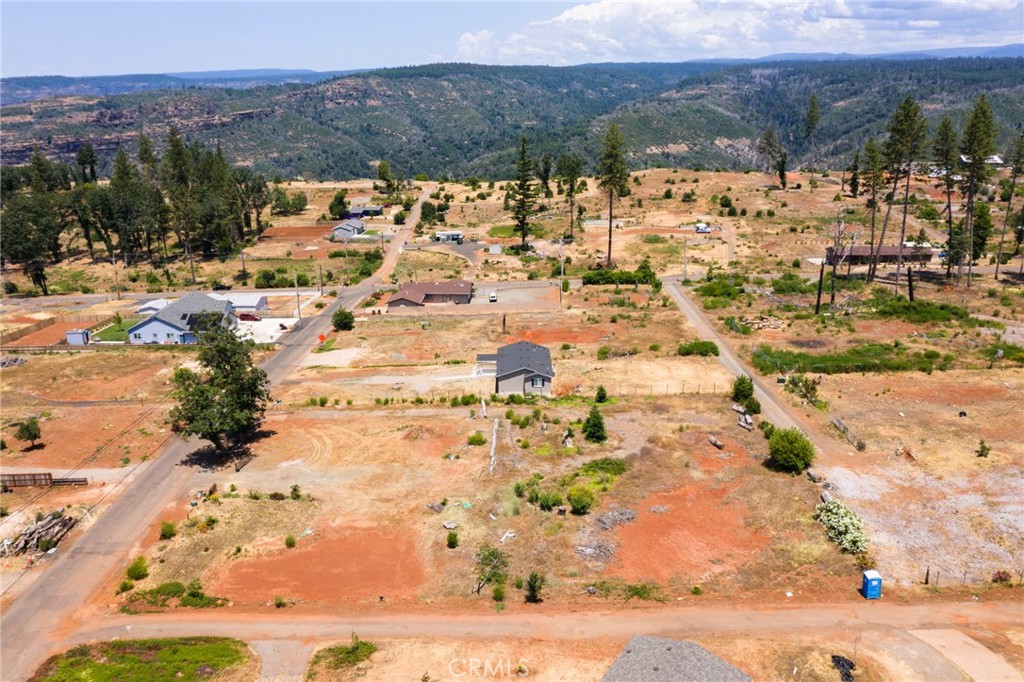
[178,428,276,471]
[22,443,46,452]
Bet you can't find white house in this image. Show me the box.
[136,298,171,315]
[209,293,270,314]
[127,292,235,345]
[332,219,366,241]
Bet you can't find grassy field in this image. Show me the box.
[30,638,253,682]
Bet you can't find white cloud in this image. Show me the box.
[450,0,1023,64]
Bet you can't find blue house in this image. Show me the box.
[127,292,235,345]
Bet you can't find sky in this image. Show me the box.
[2,0,1022,78]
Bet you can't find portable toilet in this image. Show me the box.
[862,570,882,599]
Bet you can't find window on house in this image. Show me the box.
[133,333,141,339]
[531,377,544,388]
[166,333,174,339]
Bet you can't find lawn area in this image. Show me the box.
[93,318,142,342]
[30,637,252,682]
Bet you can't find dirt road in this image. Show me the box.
[0,281,377,682]
[54,601,1024,681]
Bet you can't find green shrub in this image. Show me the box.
[525,572,545,603]
[467,431,486,446]
[313,635,378,670]
[768,427,815,472]
[741,395,761,415]
[332,309,355,331]
[731,375,754,402]
[274,596,287,608]
[623,583,664,601]
[596,345,611,360]
[447,531,459,549]
[492,584,505,602]
[538,492,563,512]
[581,457,628,476]
[677,340,719,356]
[159,521,177,540]
[595,385,608,403]
[125,556,149,581]
[691,585,703,596]
[117,580,134,594]
[567,486,596,515]
[285,534,296,548]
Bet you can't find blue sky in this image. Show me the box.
[2,1,1022,77]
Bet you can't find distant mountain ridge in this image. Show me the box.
[1,56,1021,180]
[2,44,1019,104]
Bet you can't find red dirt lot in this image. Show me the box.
[208,528,427,606]
[5,322,91,347]
[516,326,607,346]
[261,225,331,242]
[608,484,768,584]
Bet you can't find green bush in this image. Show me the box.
[677,340,719,357]
[126,556,149,581]
[768,427,815,472]
[492,584,506,602]
[731,375,754,402]
[741,395,762,415]
[595,385,608,403]
[596,345,610,360]
[567,486,596,515]
[537,492,563,511]
[447,531,459,549]
[285,534,296,548]
[332,309,355,331]
[525,572,545,603]
[313,635,378,670]
[159,521,177,540]
[467,431,486,446]
[581,457,628,476]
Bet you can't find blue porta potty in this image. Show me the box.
[862,570,882,599]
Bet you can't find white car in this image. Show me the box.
[488,292,498,302]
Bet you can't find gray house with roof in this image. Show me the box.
[127,292,235,345]
[477,340,553,396]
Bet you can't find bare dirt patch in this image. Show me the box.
[209,528,427,606]
[609,484,768,584]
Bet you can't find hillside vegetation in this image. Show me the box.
[1,58,1021,180]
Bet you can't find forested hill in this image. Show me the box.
[1,58,1021,179]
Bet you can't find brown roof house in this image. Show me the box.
[386,279,473,308]
[477,340,554,396]
[826,244,934,266]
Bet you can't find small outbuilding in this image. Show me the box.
[209,293,270,314]
[477,340,554,396]
[65,329,90,346]
[347,206,384,218]
[862,570,883,599]
[603,636,751,682]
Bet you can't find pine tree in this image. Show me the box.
[805,94,821,171]
[597,124,628,268]
[555,154,583,238]
[958,95,998,286]
[995,132,1024,279]
[510,136,538,250]
[932,115,959,279]
[848,150,860,198]
[582,405,607,443]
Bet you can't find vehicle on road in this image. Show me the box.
[238,313,262,321]
[489,292,498,302]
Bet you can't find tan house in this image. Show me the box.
[386,279,473,308]
[477,340,553,396]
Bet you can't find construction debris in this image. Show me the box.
[0,355,27,369]
[737,413,754,431]
[831,655,856,682]
[743,315,786,330]
[576,544,615,560]
[1,512,77,557]
[442,521,457,530]
[649,505,668,514]
[708,436,724,450]
[806,468,822,483]
[597,508,637,530]
[426,501,444,513]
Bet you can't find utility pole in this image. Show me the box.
[814,261,825,315]
[683,236,688,281]
[113,262,121,300]
[294,271,302,327]
[240,250,247,280]
[317,264,323,295]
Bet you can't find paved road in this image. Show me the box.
[0,280,377,682]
